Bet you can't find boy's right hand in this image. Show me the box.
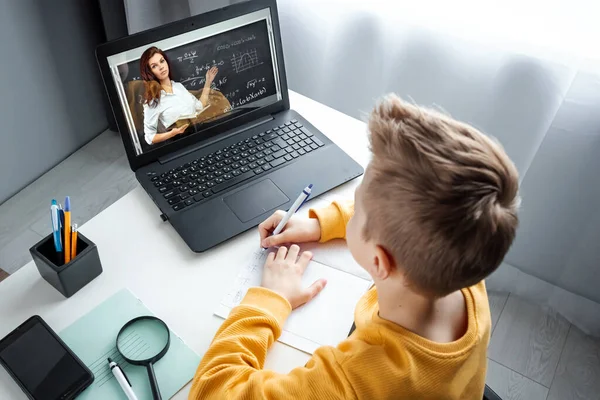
[259,211,321,248]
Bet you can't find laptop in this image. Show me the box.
[96,0,363,252]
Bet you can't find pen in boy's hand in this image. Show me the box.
[259,212,321,248]
[261,184,312,250]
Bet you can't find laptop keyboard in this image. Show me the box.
[146,119,325,212]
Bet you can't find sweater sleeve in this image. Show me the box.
[308,200,355,242]
[189,287,356,400]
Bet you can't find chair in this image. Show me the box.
[483,385,502,400]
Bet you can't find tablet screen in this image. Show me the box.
[0,321,89,400]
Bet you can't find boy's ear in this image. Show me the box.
[373,245,396,280]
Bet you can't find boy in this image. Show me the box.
[189,94,520,399]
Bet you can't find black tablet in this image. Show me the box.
[0,316,94,400]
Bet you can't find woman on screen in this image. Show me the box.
[140,46,218,145]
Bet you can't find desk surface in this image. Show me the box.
[0,91,371,399]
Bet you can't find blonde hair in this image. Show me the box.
[363,94,520,297]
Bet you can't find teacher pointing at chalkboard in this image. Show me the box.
[140,46,218,145]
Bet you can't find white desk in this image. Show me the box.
[0,91,371,399]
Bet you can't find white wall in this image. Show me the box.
[0,0,108,204]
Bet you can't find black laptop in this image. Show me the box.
[96,0,363,252]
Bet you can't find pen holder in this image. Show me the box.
[29,232,103,298]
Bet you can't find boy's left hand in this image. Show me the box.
[261,245,327,309]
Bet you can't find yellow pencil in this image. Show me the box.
[71,224,78,260]
[64,197,71,263]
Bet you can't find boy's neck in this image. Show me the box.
[376,281,468,343]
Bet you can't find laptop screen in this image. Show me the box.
[106,8,282,156]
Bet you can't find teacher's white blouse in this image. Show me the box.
[143,81,203,145]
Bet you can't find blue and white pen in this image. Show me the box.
[50,200,62,252]
[262,184,313,250]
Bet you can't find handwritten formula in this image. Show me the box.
[224,86,269,112]
[216,34,257,51]
[246,77,266,89]
[176,51,198,63]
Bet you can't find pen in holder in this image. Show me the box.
[29,232,103,298]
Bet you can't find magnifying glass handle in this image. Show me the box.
[147,363,162,400]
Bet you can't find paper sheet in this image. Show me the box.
[301,240,371,281]
[59,289,200,400]
[215,248,372,354]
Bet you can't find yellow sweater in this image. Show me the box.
[190,201,491,399]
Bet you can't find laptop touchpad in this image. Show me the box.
[224,179,289,223]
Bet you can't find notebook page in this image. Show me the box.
[215,249,372,354]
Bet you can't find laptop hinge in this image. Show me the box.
[158,115,275,164]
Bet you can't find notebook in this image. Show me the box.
[214,244,372,354]
[59,289,200,400]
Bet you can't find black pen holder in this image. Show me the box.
[29,232,103,298]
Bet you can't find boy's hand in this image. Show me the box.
[259,211,321,248]
[261,245,327,309]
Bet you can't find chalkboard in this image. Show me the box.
[117,19,277,111]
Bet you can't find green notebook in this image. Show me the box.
[59,289,200,399]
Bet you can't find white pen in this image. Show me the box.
[263,184,313,250]
[108,358,139,400]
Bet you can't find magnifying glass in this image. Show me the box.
[116,316,171,400]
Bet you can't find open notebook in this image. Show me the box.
[214,242,372,354]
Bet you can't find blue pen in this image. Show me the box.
[50,200,62,252]
[58,204,65,241]
[262,184,313,250]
